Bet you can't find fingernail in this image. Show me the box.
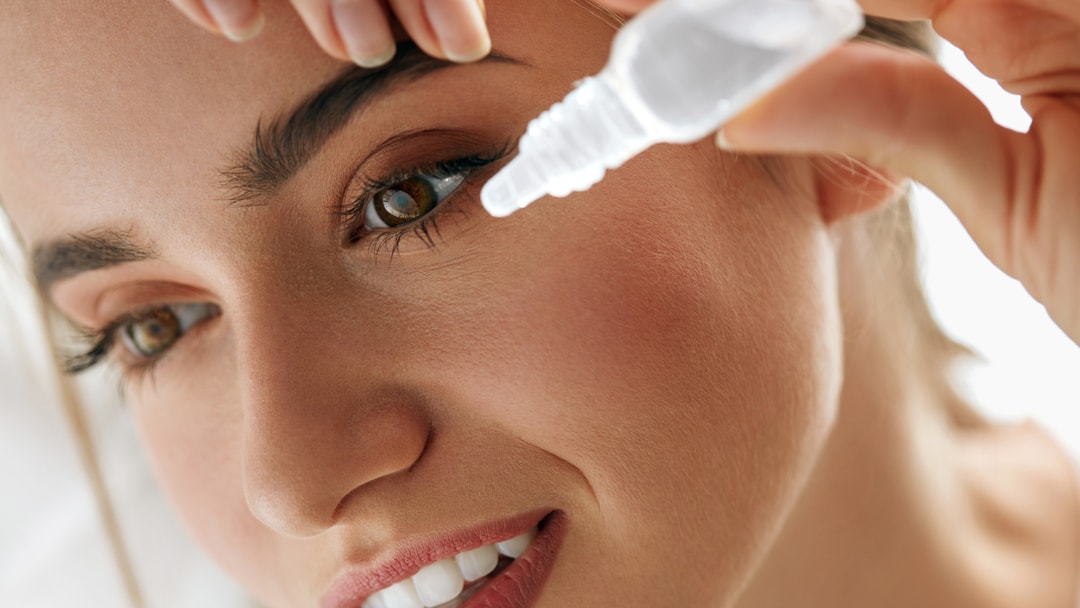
[424,0,491,63]
[204,0,265,42]
[352,46,396,68]
[716,129,737,150]
[332,0,397,68]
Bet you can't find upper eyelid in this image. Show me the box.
[335,130,512,199]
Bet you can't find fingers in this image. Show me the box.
[168,0,490,68]
[719,42,1016,268]
[168,0,265,42]
[419,0,491,62]
[286,0,387,64]
[389,0,491,62]
[385,0,443,60]
[330,1,397,66]
[290,0,492,66]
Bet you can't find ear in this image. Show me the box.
[812,157,908,225]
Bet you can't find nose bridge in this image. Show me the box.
[232,277,429,538]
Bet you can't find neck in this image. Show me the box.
[734,219,1077,608]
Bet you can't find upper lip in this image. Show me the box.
[321,508,552,608]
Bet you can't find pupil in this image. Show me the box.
[374,178,437,227]
[129,310,179,355]
[383,190,420,219]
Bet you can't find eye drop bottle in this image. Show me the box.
[480,0,864,217]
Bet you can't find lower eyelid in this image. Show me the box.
[362,181,483,257]
[113,304,222,373]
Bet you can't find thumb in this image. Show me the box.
[719,42,1015,267]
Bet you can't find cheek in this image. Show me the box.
[130,359,294,605]
[407,150,842,602]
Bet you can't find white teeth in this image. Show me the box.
[454,545,500,582]
[360,526,538,608]
[373,579,423,608]
[412,559,465,607]
[494,528,536,559]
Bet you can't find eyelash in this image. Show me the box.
[63,142,513,377]
[341,141,513,258]
[63,304,218,382]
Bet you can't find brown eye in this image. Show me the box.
[117,303,219,360]
[123,309,180,357]
[373,177,438,227]
[363,173,466,231]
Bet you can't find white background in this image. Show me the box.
[913,43,1080,448]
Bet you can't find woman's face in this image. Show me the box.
[0,1,844,606]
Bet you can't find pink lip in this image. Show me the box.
[321,509,564,608]
[460,510,566,608]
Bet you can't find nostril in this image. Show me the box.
[332,422,433,523]
[241,401,430,538]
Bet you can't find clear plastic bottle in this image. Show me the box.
[480,0,864,217]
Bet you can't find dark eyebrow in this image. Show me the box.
[221,42,527,206]
[32,229,155,294]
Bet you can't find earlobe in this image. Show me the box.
[812,156,908,225]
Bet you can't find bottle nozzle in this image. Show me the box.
[480,73,650,218]
[481,156,548,217]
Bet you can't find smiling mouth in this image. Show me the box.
[360,517,549,608]
[325,510,567,608]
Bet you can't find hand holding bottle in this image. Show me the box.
[713,0,1080,346]
[597,0,1080,346]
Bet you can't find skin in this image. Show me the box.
[2,1,1078,607]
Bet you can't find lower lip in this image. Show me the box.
[463,511,567,608]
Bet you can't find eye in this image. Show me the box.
[117,302,219,360]
[342,142,515,252]
[363,173,466,230]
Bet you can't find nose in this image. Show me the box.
[234,289,430,538]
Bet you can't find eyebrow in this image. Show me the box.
[221,41,527,206]
[31,43,527,295]
[32,229,155,294]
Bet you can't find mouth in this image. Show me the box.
[325,511,566,608]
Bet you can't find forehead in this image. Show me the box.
[0,1,336,241]
[0,0,609,248]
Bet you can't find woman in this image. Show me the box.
[1,0,1078,606]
